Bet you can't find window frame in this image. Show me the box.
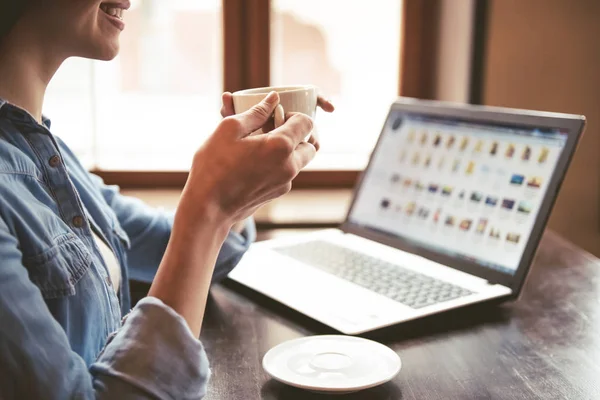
[92,0,441,189]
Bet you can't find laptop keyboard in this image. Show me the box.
[273,240,473,309]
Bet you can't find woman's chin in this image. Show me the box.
[97,49,120,61]
[88,41,120,61]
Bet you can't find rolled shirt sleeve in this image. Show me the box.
[91,297,210,399]
[0,219,210,399]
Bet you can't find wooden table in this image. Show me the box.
[129,229,599,399]
[191,230,600,400]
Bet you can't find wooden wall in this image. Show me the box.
[483,0,600,256]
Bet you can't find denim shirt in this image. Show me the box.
[0,98,256,399]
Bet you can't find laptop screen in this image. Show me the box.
[348,111,568,275]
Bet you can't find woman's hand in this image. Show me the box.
[151,92,318,336]
[180,91,317,228]
[220,91,334,151]
[219,91,334,233]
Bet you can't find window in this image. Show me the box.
[94,0,222,170]
[271,0,403,169]
[44,58,95,167]
[46,0,222,171]
[44,0,404,175]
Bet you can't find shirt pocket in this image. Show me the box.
[22,233,92,299]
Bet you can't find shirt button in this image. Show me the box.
[48,155,61,168]
[72,215,85,228]
[106,276,112,287]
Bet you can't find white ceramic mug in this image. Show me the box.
[232,85,318,131]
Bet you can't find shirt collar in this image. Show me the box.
[41,115,51,129]
[0,96,52,129]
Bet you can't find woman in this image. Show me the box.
[0,1,334,398]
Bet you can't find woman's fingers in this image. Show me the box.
[237,94,333,136]
[220,92,235,118]
[293,141,317,171]
[271,112,314,147]
[249,118,275,136]
[307,127,321,151]
[317,96,335,113]
[233,92,280,138]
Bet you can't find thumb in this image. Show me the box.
[236,91,280,137]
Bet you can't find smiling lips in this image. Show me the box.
[100,1,130,30]
[101,4,125,20]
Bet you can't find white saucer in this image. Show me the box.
[262,335,401,394]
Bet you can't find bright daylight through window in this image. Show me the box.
[271,0,402,169]
[44,0,402,171]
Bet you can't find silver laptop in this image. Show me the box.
[229,98,586,335]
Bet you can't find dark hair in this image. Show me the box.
[0,1,28,40]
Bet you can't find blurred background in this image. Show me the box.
[45,0,600,257]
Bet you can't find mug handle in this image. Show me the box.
[274,104,285,128]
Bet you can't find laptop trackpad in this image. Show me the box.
[229,249,414,329]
